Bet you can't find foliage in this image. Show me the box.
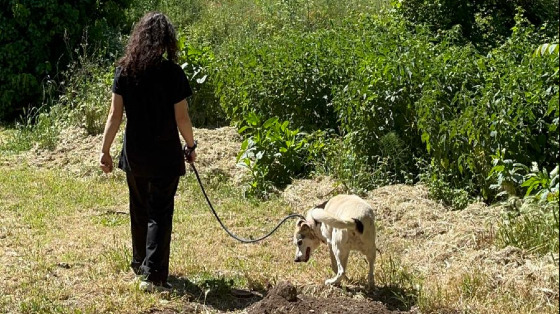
[394,0,559,50]
[178,40,227,127]
[533,43,560,57]
[1,41,116,152]
[522,164,559,202]
[1,105,62,152]
[215,28,347,133]
[418,160,472,210]
[330,16,434,187]
[125,0,204,29]
[415,14,559,201]
[496,162,559,255]
[487,151,528,199]
[186,0,388,48]
[497,199,559,255]
[215,8,558,199]
[236,114,308,196]
[0,0,132,121]
[57,48,115,136]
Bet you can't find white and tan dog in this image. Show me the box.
[293,194,376,288]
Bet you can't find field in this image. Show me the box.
[0,126,557,313]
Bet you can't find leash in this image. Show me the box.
[189,163,306,244]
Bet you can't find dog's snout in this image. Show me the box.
[294,258,301,262]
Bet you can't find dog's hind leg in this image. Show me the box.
[366,249,376,289]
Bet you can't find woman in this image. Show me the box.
[99,12,197,292]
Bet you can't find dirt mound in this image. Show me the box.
[247,281,405,314]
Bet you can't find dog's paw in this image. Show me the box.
[325,277,341,285]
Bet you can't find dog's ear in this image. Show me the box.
[297,219,314,231]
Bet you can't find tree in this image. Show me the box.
[0,0,132,121]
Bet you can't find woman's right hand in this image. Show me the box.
[100,152,113,173]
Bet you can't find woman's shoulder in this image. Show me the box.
[161,59,182,72]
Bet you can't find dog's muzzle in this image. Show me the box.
[294,247,311,263]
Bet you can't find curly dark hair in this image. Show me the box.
[118,12,178,78]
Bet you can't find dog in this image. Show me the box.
[293,194,376,288]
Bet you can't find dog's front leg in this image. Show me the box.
[328,244,338,274]
[325,232,350,286]
[325,244,349,285]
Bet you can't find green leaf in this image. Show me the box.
[263,117,279,128]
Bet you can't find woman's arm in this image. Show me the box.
[99,93,124,173]
[174,99,197,163]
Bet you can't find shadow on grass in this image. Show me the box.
[168,275,264,312]
[343,284,418,312]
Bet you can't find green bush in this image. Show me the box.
[214,9,558,199]
[215,28,350,132]
[58,55,114,136]
[0,0,131,121]
[236,114,308,197]
[178,41,227,127]
[330,16,435,186]
[394,0,559,50]
[416,15,559,201]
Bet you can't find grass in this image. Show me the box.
[497,201,560,255]
[0,128,558,313]
[0,160,317,312]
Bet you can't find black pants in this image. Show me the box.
[126,173,180,284]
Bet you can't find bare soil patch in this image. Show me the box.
[246,282,407,314]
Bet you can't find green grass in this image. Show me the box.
[0,162,303,312]
[497,201,560,255]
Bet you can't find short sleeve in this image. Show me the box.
[111,67,124,95]
[170,65,193,104]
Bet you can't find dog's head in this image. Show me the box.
[293,218,322,263]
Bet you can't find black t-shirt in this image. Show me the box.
[112,59,193,177]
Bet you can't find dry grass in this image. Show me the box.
[0,126,558,313]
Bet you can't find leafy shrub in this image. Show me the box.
[215,28,349,132]
[236,114,308,196]
[494,157,558,255]
[215,9,558,198]
[57,51,114,136]
[415,15,559,201]
[418,160,472,210]
[394,0,559,50]
[487,151,528,199]
[178,41,226,127]
[522,164,559,203]
[0,0,132,121]
[2,104,63,152]
[330,16,435,186]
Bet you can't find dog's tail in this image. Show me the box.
[309,207,363,233]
